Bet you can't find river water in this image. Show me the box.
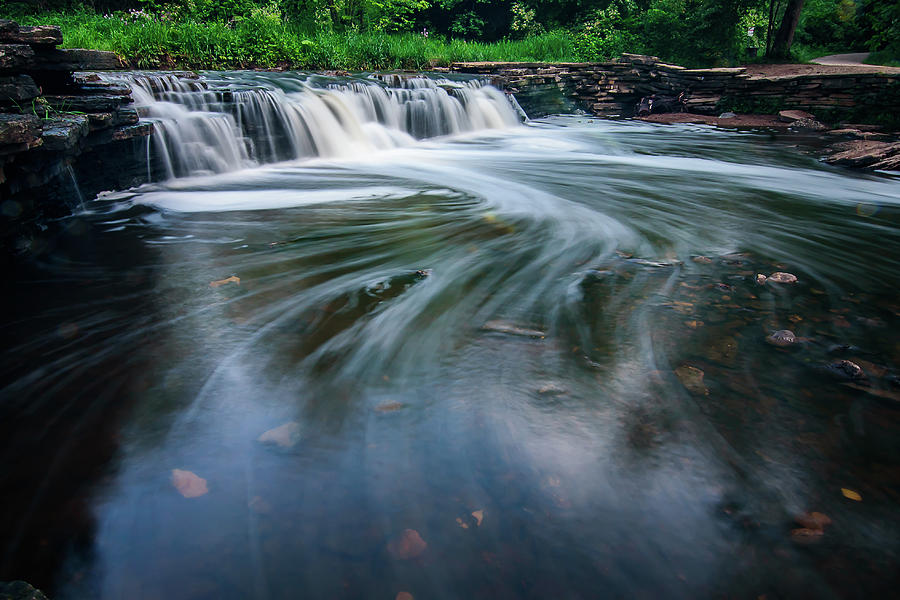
[2,72,900,599]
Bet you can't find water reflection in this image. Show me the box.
[2,117,899,599]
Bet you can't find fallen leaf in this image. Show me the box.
[257,422,300,448]
[841,488,862,501]
[375,401,405,413]
[171,469,208,498]
[210,275,240,288]
[685,320,704,329]
[396,593,414,600]
[387,529,427,559]
[692,256,712,264]
[795,512,831,530]
[248,495,271,514]
[455,517,469,529]
[756,274,767,285]
[537,383,567,396]
[472,510,484,527]
[674,365,709,395]
[790,528,824,542]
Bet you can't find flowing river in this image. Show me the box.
[1,71,899,599]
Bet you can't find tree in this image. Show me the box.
[768,0,803,57]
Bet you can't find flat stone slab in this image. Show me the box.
[29,48,122,71]
[43,93,131,112]
[0,44,35,71]
[0,113,40,145]
[778,109,816,122]
[0,25,63,47]
[824,140,900,171]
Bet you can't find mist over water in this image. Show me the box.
[2,72,900,599]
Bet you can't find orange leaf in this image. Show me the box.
[171,469,208,498]
[471,510,484,527]
[841,488,862,501]
[210,275,240,288]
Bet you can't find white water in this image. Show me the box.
[104,72,521,180]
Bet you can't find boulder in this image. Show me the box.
[825,140,900,171]
[0,113,40,145]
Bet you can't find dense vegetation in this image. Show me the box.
[0,0,895,69]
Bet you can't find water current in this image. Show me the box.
[1,71,899,599]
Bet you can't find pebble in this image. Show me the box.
[768,272,798,284]
[826,359,867,382]
[766,329,797,348]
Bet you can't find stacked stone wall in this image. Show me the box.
[0,19,153,234]
[451,54,900,122]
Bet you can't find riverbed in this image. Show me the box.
[1,72,899,599]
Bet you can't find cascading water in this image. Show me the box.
[106,71,521,179]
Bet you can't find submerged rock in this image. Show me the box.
[766,329,797,348]
[482,320,545,338]
[387,529,427,560]
[826,359,867,382]
[171,469,209,498]
[0,581,49,600]
[675,365,709,395]
[768,272,798,284]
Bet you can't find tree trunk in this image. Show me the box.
[770,0,805,58]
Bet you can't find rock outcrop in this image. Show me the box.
[0,19,153,243]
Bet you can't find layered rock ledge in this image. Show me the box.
[0,19,152,239]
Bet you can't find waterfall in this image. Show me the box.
[103,71,522,180]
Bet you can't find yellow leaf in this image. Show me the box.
[471,509,484,527]
[171,469,208,498]
[210,275,240,288]
[841,488,862,501]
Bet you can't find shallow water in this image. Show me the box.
[2,73,900,600]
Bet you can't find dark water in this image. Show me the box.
[2,75,900,599]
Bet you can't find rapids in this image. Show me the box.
[1,71,899,600]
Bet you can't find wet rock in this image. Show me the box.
[824,140,900,171]
[692,255,713,264]
[767,272,798,284]
[258,421,300,448]
[387,529,427,560]
[374,401,405,413]
[674,365,709,395]
[826,359,867,382]
[0,114,40,145]
[171,469,209,498]
[766,329,797,348]
[0,75,40,108]
[43,93,131,113]
[482,320,545,338]
[40,115,89,152]
[0,581,49,600]
[718,112,736,119]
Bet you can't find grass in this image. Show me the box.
[14,11,578,70]
[864,50,900,68]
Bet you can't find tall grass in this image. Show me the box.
[14,11,578,70]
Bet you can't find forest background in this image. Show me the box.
[1,0,897,71]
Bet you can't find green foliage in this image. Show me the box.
[573,0,637,60]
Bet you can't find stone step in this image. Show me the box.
[0,113,40,145]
